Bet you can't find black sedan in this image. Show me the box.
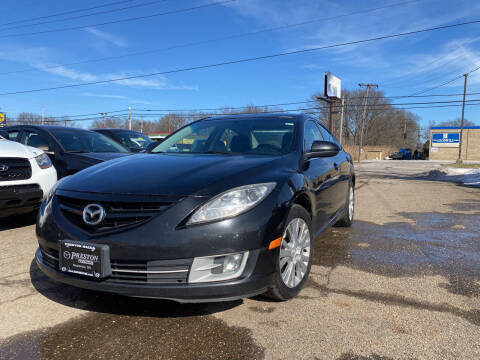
[36,113,355,302]
[93,128,154,152]
[3,125,130,178]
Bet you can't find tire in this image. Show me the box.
[265,204,313,301]
[335,182,354,227]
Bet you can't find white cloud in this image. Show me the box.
[0,44,199,91]
[80,92,127,100]
[29,63,199,91]
[85,27,128,48]
[79,92,153,105]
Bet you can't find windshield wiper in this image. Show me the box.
[196,151,230,154]
[68,150,88,153]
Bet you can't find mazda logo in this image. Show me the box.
[0,164,8,172]
[82,203,106,226]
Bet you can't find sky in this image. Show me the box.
[0,0,480,129]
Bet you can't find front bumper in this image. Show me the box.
[0,164,56,217]
[0,185,44,217]
[36,186,291,302]
[35,247,274,302]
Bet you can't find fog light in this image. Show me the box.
[188,251,249,283]
[224,253,243,272]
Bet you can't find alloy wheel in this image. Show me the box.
[279,218,311,288]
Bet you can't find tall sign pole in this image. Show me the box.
[316,72,341,132]
[457,73,468,164]
[357,83,378,163]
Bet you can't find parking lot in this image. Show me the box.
[1,160,479,360]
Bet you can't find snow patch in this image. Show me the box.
[426,168,480,186]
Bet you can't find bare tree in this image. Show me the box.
[308,88,420,148]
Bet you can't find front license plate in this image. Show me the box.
[59,240,111,278]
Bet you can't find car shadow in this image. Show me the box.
[29,259,242,318]
[0,212,37,231]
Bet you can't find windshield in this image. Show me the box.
[151,117,296,155]
[50,129,129,153]
[114,131,153,150]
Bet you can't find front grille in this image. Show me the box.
[57,195,172,234]
[109,258,192,284]
[0,158,32,181]
[39,246,192,284]
[0,184,42,209]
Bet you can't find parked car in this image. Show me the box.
[93,128,154,152]
[3,125,131,178]
[0,133,57,217]
[36,113,355,302]
[389,148,412,160]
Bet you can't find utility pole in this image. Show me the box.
[403,118,407,145]
[457,73,468,164]
[339,97,345,145]
[357,83,378,163]
[41,107,44,125]
[100,112,108,128]
[140,117,144,133]
[168,112,172,133]
[128,106,132,130]
[328,101,334,133]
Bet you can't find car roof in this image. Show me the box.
[203,112,305,121]
[94,128,142,133]
[6,124,95,132]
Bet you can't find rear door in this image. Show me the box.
[302,120,338,234]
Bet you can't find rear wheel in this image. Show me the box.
[335,182,354,227]
[266,205,313,301]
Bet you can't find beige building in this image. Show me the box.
[429,126,480,161]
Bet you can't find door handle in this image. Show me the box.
[334,162,339,171]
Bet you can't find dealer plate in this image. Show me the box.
[59,240,111,278]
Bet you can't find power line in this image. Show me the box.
[2,19,480,96]
[0,0,235,39]
[1,0,136,26]
[12,92,480,120]
[11,101,480,124]
[380,36,480,88]
[0,0,172,32]
[411,64,480,95]
[0,0,422,76]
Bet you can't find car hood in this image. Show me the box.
[0,139,44,159]
[59,153,288,197]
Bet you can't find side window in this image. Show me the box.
[304,121,324,151]
[7,130,19,141]
[317,123,340,145]
[22,131,50,150]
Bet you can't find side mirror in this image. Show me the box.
[0,130,9,139]
[306,141,340,158]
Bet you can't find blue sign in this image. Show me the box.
[432,133,459,144]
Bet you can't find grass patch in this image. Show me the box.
[441,163,480,169]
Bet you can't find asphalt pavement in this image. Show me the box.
[1,160,479,359]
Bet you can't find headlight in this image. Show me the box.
[35,153,52,169]
[188,182,276,225]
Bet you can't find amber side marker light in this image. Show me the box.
[268,237,282,250]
